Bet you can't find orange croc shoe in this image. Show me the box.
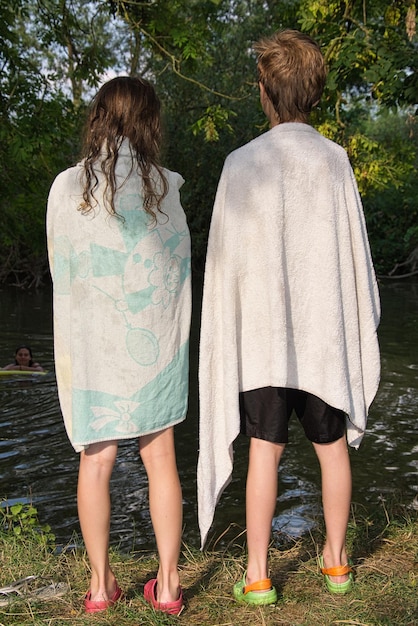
[233,572,277,605]
[319,556,353,594]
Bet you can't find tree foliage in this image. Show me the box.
[0,0,120,286]
[0,0,417,285]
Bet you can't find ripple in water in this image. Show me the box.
[1,280,418,553]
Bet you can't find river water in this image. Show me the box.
[0,279,417,553]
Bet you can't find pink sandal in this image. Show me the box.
[144,578,184,615]
[84,582,123,613]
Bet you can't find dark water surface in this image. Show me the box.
[0,279,417,553]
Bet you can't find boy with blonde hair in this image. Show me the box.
[198,30,380,604]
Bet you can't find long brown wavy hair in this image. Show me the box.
[79,76,168,222]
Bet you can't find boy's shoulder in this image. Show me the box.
[226,123,349,166]
[226,128,271,160]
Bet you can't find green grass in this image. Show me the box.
[0,499,417,625]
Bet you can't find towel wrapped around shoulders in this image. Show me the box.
[47,141,191,452]
[197,123,380,547]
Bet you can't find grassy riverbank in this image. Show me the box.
[0,498,417,626]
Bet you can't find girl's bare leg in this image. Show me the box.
[77,441,118,601]
[313,436,352,583]
[245,437,285,584]
[139,427,182,603]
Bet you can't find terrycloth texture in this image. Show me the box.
[197,123,380,547]
[47,142,191,452]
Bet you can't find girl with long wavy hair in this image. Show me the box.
[47,76,191,616]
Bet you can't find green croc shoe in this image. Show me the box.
[233,572,277,605]
[319,556,353,594]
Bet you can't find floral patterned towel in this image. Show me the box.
[47,144,191,451]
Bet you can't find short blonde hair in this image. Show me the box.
[254,29,327,123]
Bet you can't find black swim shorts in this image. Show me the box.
[239,386,346,444]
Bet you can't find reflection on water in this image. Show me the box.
[0,280,417,553]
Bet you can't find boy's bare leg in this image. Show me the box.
[245,437,285,584]
[313,436,352,583]
[77,441,118,601]
[139,427,182,603]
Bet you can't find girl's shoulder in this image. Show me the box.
[49,163,84,195]
[162,167,185,191]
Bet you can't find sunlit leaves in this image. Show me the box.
[298,0,418,112]
[190,104,236,142]
[0,0,417,282]
[0,501,55,545]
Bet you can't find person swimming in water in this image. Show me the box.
[2,345,44,371]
